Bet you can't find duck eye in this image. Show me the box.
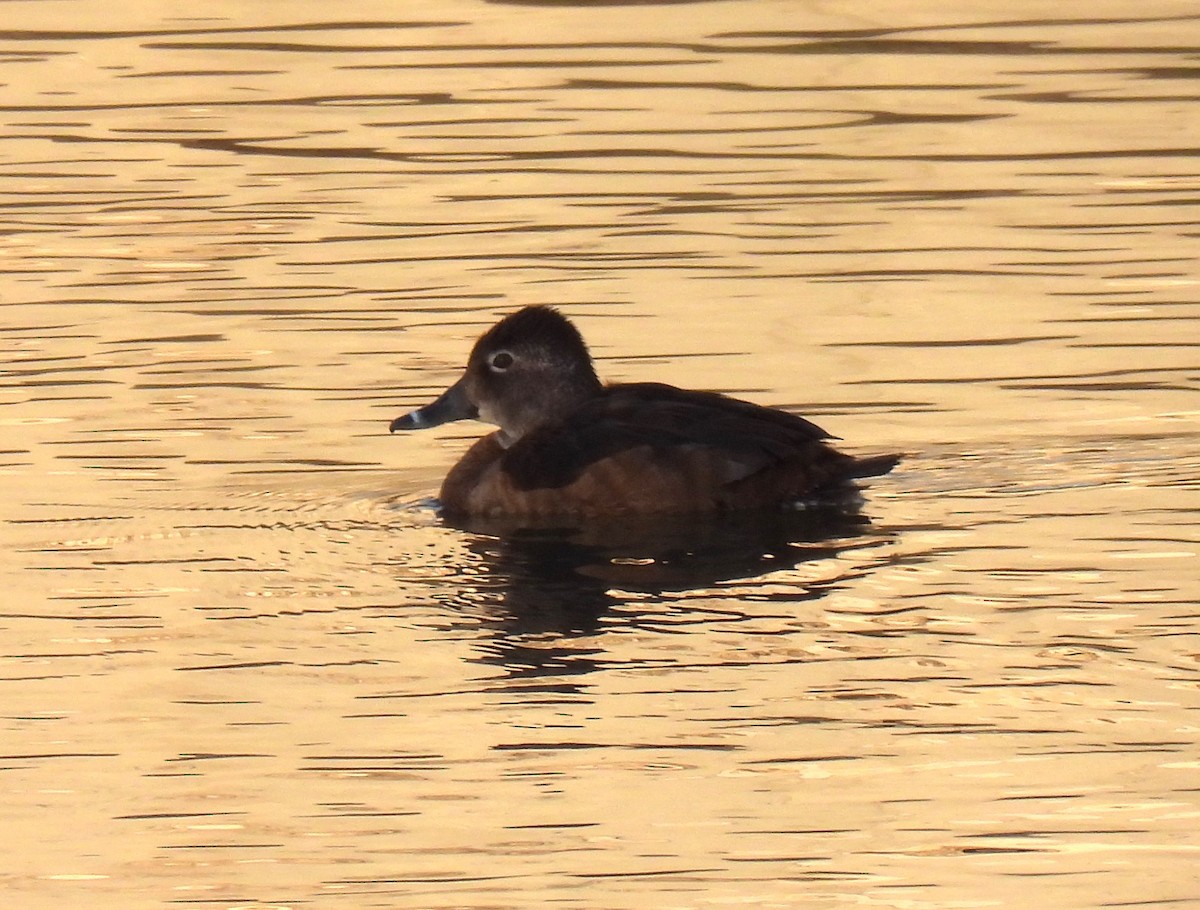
[489,351,514,372]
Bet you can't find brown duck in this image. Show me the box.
[390,306,898,517]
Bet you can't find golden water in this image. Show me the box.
[2,2,1198,908]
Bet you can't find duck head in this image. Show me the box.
[390,306,603,447]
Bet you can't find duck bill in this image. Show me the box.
[390,378,477,432]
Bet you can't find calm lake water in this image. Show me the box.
[3,2,1198,908]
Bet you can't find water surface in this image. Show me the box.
[2,2,1198,908]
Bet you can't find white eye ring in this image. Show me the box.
[489,350,514,372]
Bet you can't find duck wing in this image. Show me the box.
[501,382,836,492]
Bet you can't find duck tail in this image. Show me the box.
[845,452,902,480]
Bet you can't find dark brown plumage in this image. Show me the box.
[390,306,898,517]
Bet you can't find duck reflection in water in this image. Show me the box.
[390,306,899,637]
[447,507,890,639]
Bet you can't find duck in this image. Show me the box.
[389,306,899,518]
